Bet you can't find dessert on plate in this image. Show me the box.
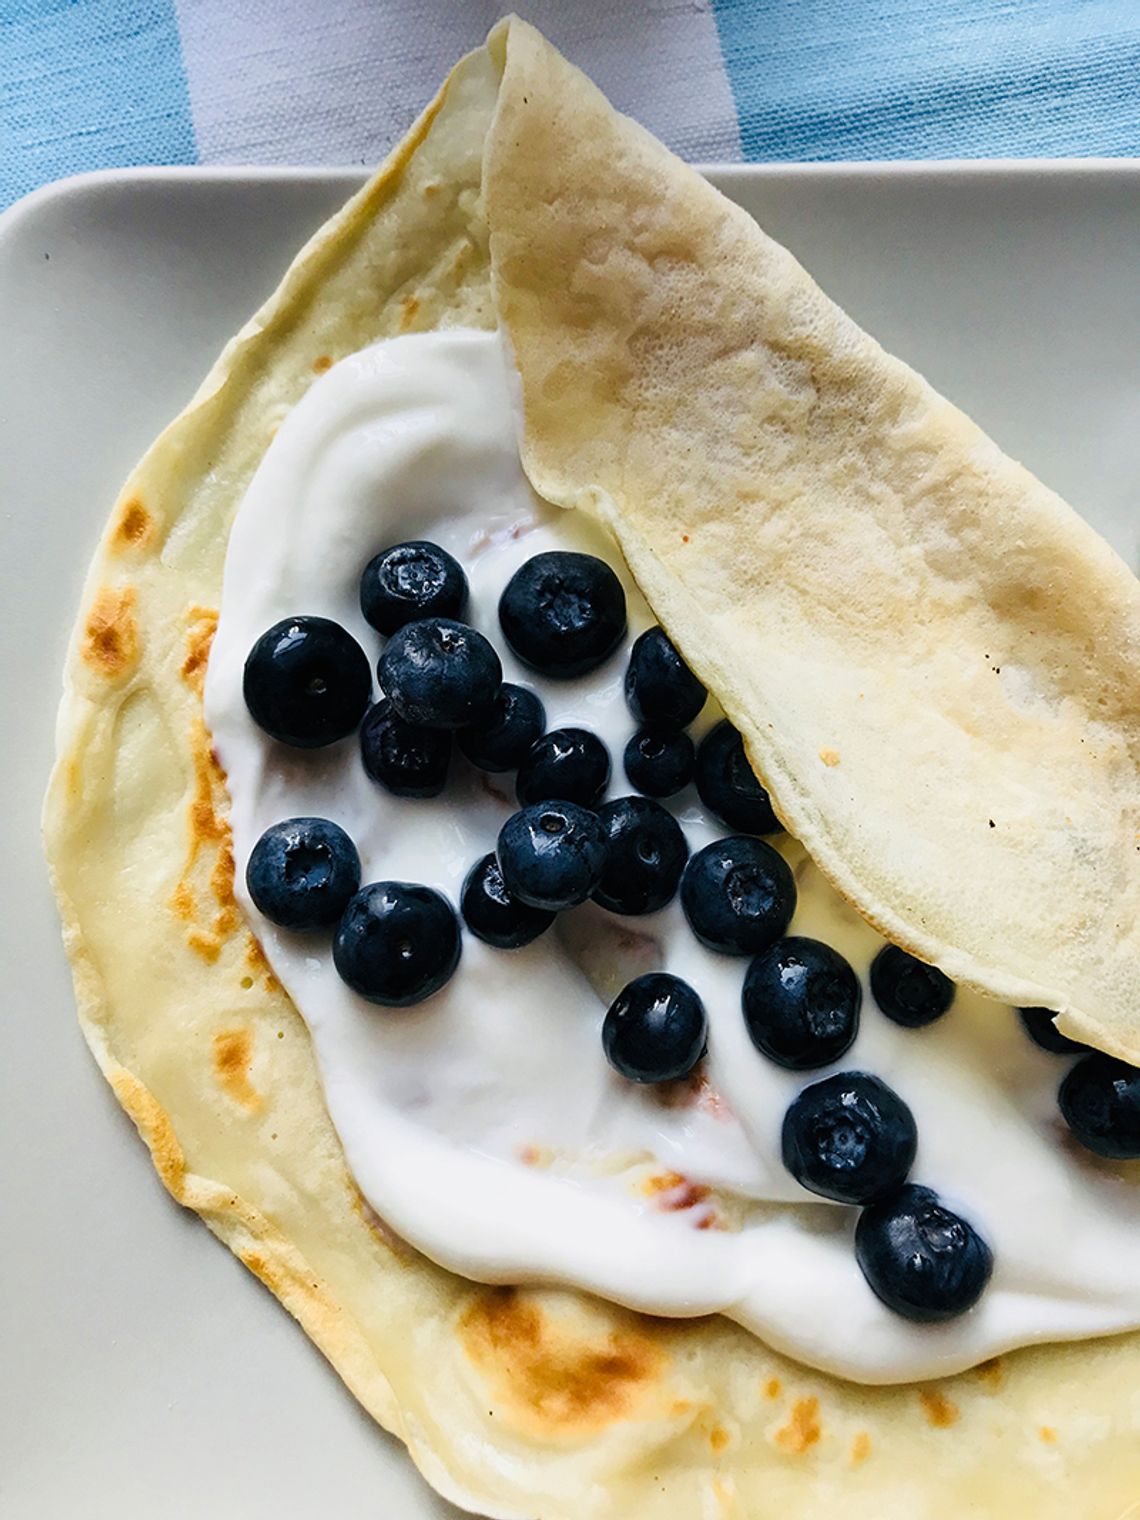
[44,17,1140,1518]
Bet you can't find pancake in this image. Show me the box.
[44,18,1140,1517]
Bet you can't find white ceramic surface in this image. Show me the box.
[0,162,1136,1519]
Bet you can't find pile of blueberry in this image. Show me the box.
[240,537,1140,1325]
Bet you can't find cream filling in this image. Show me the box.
[204,328,1140,1384]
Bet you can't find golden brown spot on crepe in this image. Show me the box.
[188,929,221,963]
[188,721,229,851]
[669,1399,691,1417]
[773,1396,821,1454]
[1039,1425,1058,1444]
[180,606,218,697]
[211,840,236,911]
[240,974,254,990]
[460,1287,665,1434]
[241,1250,271,1284]
[763,1377,781,1399]
[82,586,140,680]
[171,720,243,953]
[709,1424,730,1452]
[245,933,281,994]
[111,496,152,551]
[682,533,690,543]
[399,294,421,331]
[190,792,224,845]
[213,904,240,937]
[851,1431,872,1466]
[109,1069,186,1201]
[312,354,334,373]
[213,1027,261,1111]
[819,747,841,767]
[245,934,270,972]
[919,1389,959,1428]
[973,1355,1006,1392]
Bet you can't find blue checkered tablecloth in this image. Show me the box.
[3,0,1140,209]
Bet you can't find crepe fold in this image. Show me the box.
[486,25,1140,1063]
[44,16,1139,1519]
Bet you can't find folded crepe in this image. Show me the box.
[44,17,1140,1519]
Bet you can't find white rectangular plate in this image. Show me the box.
[1,162,1137,1518]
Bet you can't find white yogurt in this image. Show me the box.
[204,329,1140,1384]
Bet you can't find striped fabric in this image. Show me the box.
[3,0,1140,209]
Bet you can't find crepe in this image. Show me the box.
[44,17,1140,1519]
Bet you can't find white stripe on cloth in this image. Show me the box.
[173,0,741,168]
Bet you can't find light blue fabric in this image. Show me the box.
[0,0,196,208]
[712,0,1140,159]
[2,0,1139,213]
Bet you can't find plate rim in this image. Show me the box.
[6,154,1140,246]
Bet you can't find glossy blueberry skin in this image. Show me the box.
[603,973,708,1084]
[458,684,546,772]
[460,852,555,949]
[378,617,501,730]
[243,616,371,748]
[782,1072,917,1204]
[499,551,626,679]
[246,817,361,931]
[359,699,451,798]
[743,936,861,1070]
[855,1184,993,1323]
[624,727,696,798]
[695,720,782,835]
[1058,1054,1140,1159]
[680,836,796,956]
[516,727,611,808]
[360,540,467,635]
[870,946,955,1029]
[1019,1006,1089,1055]
[592,796,689,916]
[333,881,460,1007]
[624,626,706,729]
[496,801,608,911]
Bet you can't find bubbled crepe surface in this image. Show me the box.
[43,17,1140,1519]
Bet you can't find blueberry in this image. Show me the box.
[360,540,467,635]
[680,836,796,956]
[333,881,460,1006]
[782,1072,917,1204]
[592,796,689,916]
[458,684,546,772]
[695,720,781,835]
[460,853,555,949]
[246,817,360,931]
[378,617,501,730]
[624,626,706,729]
[243,616,371,748]
[497,801,607,911]
[855,1184,993,1323]
[870,946,955,1029]
[1058,1054,1140,1159]
[516,727,611,808]
[742,936,860,1070]
[603,973,708,1084]
[499,551,626,678]
[1019,1006,1089,1055]
[360,699,451,798]
[624,727,696,798]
